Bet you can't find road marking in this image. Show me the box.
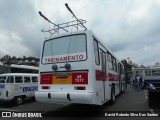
[0,108,18,111]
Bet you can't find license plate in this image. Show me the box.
[52,73,72,84]
[56,76,68,81]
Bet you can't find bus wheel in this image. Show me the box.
[14,96,24,105]
[110,86,115,104]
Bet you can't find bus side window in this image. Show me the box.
[24,77,31,83]
[15,76,23,83]
[32,77,38,82]
[108,53,113,70]
[112,57,116,72]
[6,76,14,83]
[93,38,100,66]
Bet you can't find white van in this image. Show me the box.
[0,73,38,105]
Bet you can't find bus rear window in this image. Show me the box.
[42,34,87,64]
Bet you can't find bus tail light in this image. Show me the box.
[40,74,52,84]
[6,91,9,97]
[74,86,86,90]
[42,86,50,89]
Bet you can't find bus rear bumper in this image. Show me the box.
[35,91,95,105]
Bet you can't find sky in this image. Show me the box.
[0,0,160,66]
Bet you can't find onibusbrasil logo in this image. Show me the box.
[1,112,42,118]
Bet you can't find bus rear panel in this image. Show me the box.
[35,30,125,105]
[35,31,99,105]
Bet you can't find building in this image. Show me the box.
[0,63,38,74]
[0,56,39,66]
[0,62,11,74]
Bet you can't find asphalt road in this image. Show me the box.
[0,84,160,120]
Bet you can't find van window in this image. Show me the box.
[0,76,6,83]
[15,76,23,83]
[24,77,31,83]
[0,79,5,83]
[6,76,14,83]
[32,77,38,82]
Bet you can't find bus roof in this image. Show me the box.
[11,64,39,70]
[0,73,38,76]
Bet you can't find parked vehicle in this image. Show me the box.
[0,73,38,105]
[35,30,126,106]
[36,4,125,106]
[132,67,160,107]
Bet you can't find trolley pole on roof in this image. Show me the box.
[39,11,68,32]
[38,4,87,35]
[65,3,87,30]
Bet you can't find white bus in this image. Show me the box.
[35,30,125,106]
[0,73,38,105]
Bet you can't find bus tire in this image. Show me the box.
[110,86,115,105]
[14,96,24,105]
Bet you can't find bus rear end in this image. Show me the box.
[35,32,96,105]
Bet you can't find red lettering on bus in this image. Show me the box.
[48,58,51,62]
[59,57,63,62]
[55,58,59,62]
[45,54,85,63]
[68,56,71,61]
[71,56,75,60]
[79,55,83,60]
[63,56,67,62]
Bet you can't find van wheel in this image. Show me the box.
[14,96,24,105]
[110,86,115,104]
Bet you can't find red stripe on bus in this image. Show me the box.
[95,70,107,81]
[108,73,118,81]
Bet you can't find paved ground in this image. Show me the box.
[0,84,160,120]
